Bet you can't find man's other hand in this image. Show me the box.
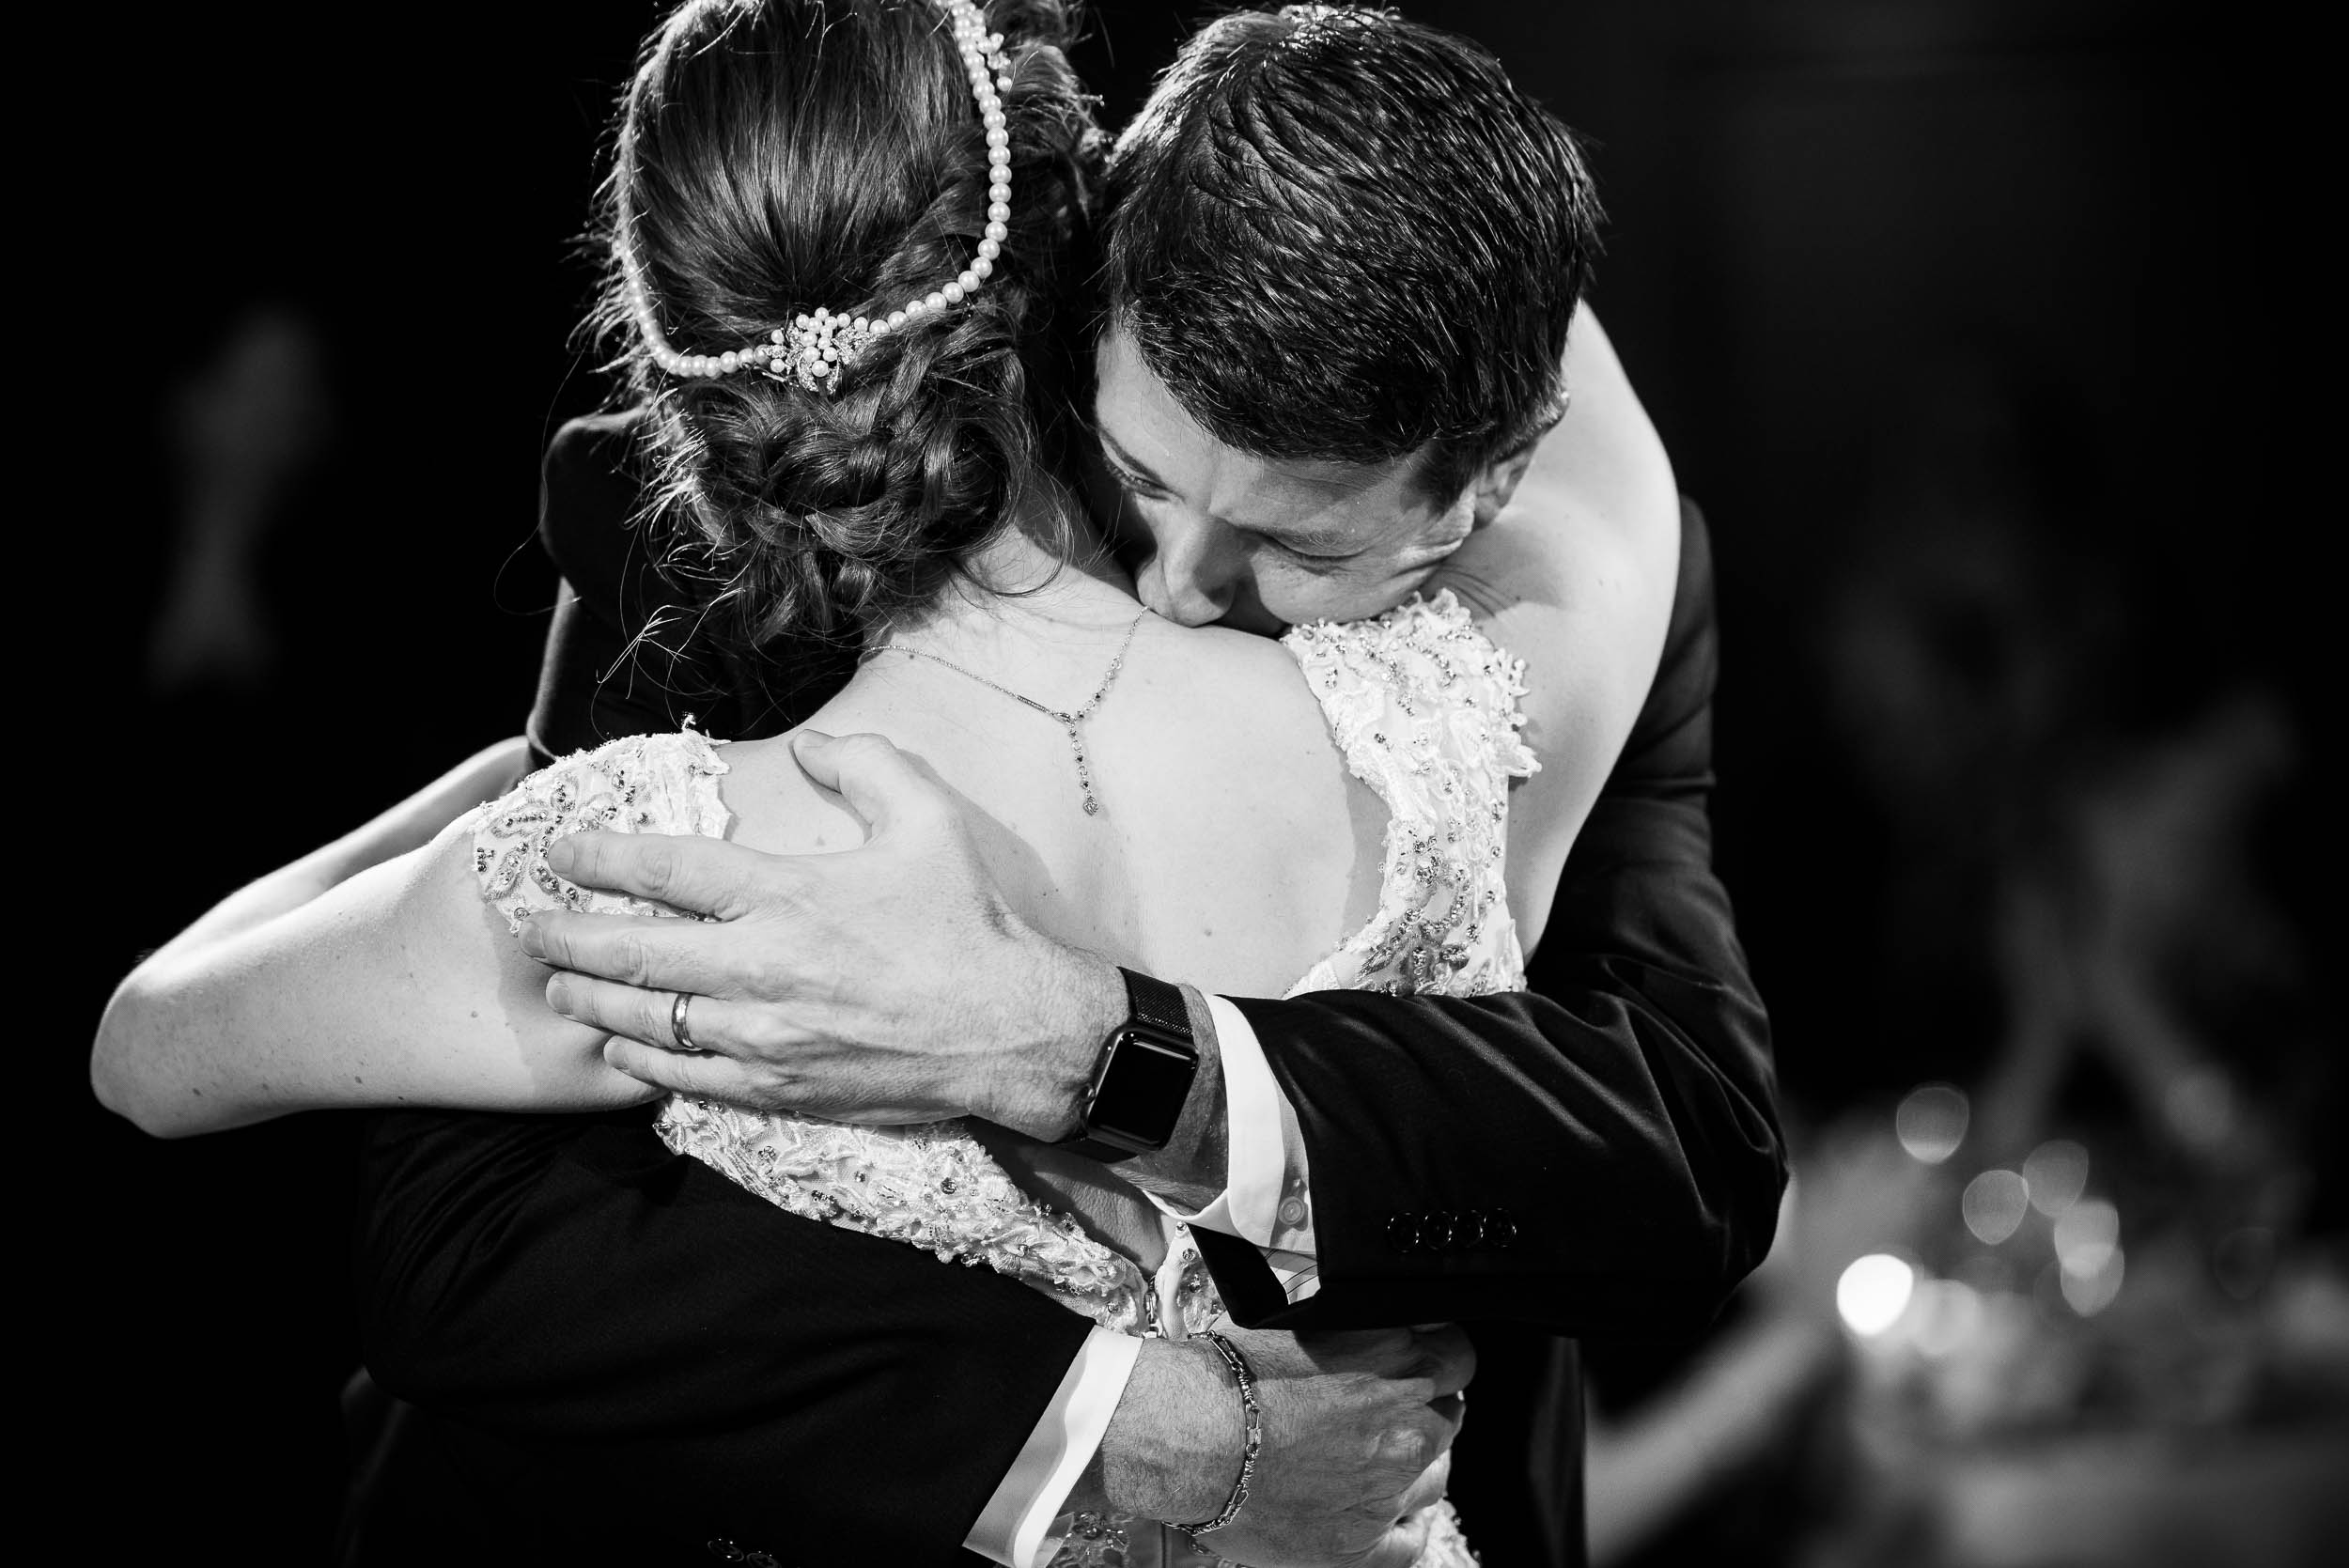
[518,730,1124,1137]
[1100,1325,1473,1567]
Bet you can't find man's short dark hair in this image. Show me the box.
[1101,5,1603,501]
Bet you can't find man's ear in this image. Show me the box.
[1467,420,1560,529]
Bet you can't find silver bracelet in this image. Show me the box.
[1067,1513,1129,1550]
[1172,1330,1263,1544]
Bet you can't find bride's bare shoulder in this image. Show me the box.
[700,732,869,855]
[1128,617,1338,738]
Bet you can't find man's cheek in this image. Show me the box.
[1259,564,1421,628]
[1252,570,1336,629]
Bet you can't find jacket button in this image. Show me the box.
[1386,1212,1423,1253]
[1426,1209,1461,1250]
[1481,1208,1517,1250]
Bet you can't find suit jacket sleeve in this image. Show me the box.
[353,414,1092,1561]
[1210,499,1786,1337]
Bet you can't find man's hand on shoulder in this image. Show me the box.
[518,730,1124,1137]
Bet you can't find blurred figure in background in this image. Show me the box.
[148,305,334,695]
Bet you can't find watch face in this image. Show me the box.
[1087,1030,1197,1147]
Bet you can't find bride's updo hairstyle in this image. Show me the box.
[596,0,1098,650]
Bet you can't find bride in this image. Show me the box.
[95,0,1675,1561]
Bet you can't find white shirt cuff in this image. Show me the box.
[961,1327,1141,1568]
[1176,994,1285,1243]
[1145,997,1319,1303]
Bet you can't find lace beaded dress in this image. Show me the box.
[467,591,1534,1568]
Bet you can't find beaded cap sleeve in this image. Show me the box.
[462,729,1175,1338]
[1281,589,1538,999]
[465,731,731,934]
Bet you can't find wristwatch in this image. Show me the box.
[1057,968,1200,1162]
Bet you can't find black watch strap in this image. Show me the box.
[1059,969,1198,1162]
[1122,968,1190,1038]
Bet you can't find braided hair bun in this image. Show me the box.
[598,0,1098,650]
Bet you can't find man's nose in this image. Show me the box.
[1141,515,1240,629]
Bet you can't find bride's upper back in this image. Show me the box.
[716,603,1390,999]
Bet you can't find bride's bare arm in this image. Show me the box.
[1432,305,1682,950]
[92,740,653,1137]
[147,739,531,955]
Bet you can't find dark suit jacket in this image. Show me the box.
[350,411,1782,1567]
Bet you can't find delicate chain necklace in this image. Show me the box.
[881,609,1149,816]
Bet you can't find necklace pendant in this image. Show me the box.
[883,608,1145,825]
[1067,723,1099,815]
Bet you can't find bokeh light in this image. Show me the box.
[1962,1169,2030,1245]
[2053,1198,2120,1277]
[2059,1245,2125,1316]
[2021,1140,2090,1217]
[1894,1083,1970,1164]
[1837,1253,1917,1337]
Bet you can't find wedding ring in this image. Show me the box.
[671,990,704,1053]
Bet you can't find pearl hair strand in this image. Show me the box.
[623,0,1015,395]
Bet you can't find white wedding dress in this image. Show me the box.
[468,591,1536,1567]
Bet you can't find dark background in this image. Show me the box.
[58,1,2328,1560]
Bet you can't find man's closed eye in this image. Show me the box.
[1103,457,1165,501]
[1257,536,1362,571]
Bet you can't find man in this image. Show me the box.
[353,10,1781,1566]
